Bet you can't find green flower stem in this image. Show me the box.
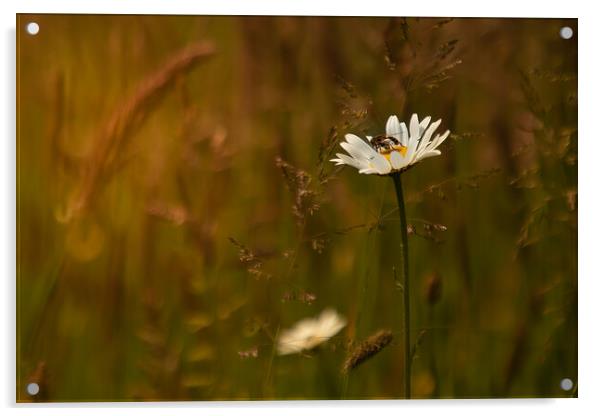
[391,172,411,399]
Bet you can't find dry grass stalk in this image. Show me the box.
[238,346,259,359]
[228,237,273,280]
[342,329,393,374]
[275,157,320,226]
[65,42,216,222]
[317,126,339,182]
[408,220,448,243]
[281,289,316,305]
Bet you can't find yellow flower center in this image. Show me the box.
[380,145,408,160]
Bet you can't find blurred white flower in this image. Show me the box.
[330,114,450,175]
[277,308,347,355]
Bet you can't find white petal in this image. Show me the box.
[436,130,450,147]
[416,149,441,161]
[399,150,413,168]
[390,151,404,170]
[276,310,344,355]
[413,140,429,163]
[400,122,409,147]
[340,142,362,160]
[345,134,377,158]
[419,116,431,135]
[386,115,402,141]
[359,167,378,175]
[409,113,420,139]
[405,133,420,164]
[414,119,441,161]
[332,153,362,169]
[411,147,426,164]
[366,135,373,142]
[319,309,346,331]
[427,130,450,152]
[424,119,442,142]
[371,153,392,175]
[340,141,374,163]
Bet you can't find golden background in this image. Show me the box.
[17,15,577,401]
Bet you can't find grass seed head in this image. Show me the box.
[342,329,394,374]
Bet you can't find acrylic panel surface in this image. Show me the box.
[16,14,577,402]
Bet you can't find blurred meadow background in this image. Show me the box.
[16,15,577,401]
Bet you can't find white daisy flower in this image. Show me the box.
[330,114,450,175]
[277,308,347,355]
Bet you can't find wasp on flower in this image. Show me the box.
[330,114,450,175]
[277,309,347,355]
